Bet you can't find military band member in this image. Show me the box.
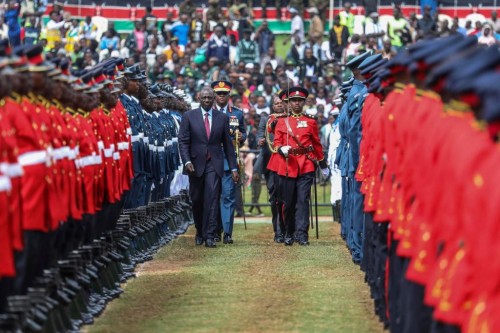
[259,91,287,242]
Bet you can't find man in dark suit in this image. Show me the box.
[178,87,239,248]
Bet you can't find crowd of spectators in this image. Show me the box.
[1,0,500,204]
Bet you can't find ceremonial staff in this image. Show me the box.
[234,128,247,230]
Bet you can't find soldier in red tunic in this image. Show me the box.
[273,87,329,246]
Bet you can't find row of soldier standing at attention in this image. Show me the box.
[0,40,192,315]
[332,34,500,333]
[179,79,329,248]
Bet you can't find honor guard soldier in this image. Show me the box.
[211,80,246,244]
[344,51,371,263]
[273,87,329,246]
[263,89,288,242]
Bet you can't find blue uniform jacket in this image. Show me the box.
[346,80,366,176]
[216,105,246,171]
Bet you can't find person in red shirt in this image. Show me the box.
[273,87,329,245]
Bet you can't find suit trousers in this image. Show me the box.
[220,171,236,235]
[189,159,221,240]
[280,172,314,242]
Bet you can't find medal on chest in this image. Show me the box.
[229,116,239,127]
[297,120,308,128]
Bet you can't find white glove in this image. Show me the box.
[279,145,291,157]
[321,168,330,178]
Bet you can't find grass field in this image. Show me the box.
[241,177,334,217]
[86,222,386,333]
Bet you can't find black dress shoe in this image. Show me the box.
[298,240,310,246]
[214,234,221,242]
[284,237,294,246]
[223,233,234,244]
[274,235,284,243]
[205,239,216,248]
[195,236,204,246]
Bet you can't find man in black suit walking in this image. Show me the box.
[178,87,239,248]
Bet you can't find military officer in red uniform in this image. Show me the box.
[263,89,288,242]
[273,87,329,246]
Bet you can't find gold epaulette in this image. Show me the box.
[10,92,22,103]
[394,82,406,91]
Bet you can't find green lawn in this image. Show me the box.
[86,223,386,333]
[242,177,334,217]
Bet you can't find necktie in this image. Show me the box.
[205,112,211,160]
[204,112,210,139]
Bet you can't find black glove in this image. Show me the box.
[270,119,278,130]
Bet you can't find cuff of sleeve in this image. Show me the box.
[185,161,192,166]
[231,169,238,172]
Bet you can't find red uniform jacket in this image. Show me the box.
[265,113,285,173]
[273,113,325,178]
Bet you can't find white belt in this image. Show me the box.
[126,128,132,135]
[113,152,120,160]
[158,147,165,152]
[18,151,48,166]
[61,147,71,158]
[131,135,140,143]
[0,163,23,178]
[0,175,12,192]
[78,156,93,168]
[103,148,113,158]
[149,144,154,151]
[78,155,102,168]
[118,142,130,150]
[167,140,173,147]
[97,141,105,151]
[110,144,115,152]
[68,148,77,160]
[138,132,144,139]
[143,137,149,144]
[172,138,178,143]
[52,146,70,160]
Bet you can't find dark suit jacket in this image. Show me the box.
[178,107,237,178]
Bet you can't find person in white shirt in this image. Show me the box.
[255,96,270,115]
[327,109,342,205]
[290,8,304,41]
[364,12,385,50]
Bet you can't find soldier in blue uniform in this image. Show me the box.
[344,51,371,264]
[120,65,148,209]
[335,77,354,244]
[211,80,246,244]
